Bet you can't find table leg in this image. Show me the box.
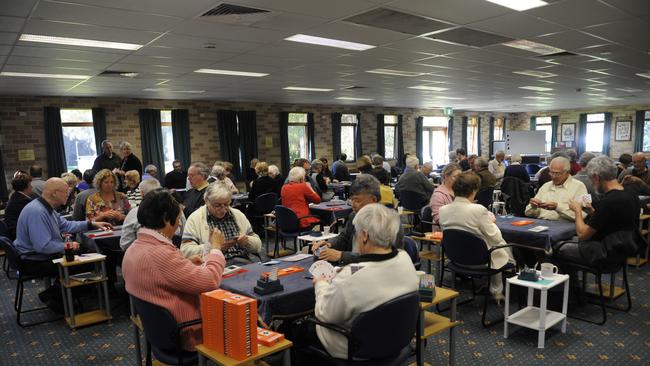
[101,261,111,318]
[527,287,534,307]
[504,281,510,339]
[58,266,69,320]
[450,297,457,366]
[538,289,547,349]
[282,348,291,366]
[64,267,75,327]
[198,353,207,366]
[416,308,424,366]
[561,279,569,333]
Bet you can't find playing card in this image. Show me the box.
[580,194,592,206]
[309,260,335,281]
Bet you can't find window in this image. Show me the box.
[466,117,479,155]
[643,112,650,152]
[160,110,175,173]
[288,113,309,164]
[341,114,357,161]
[585,113,605,153]
[535,116,553,153]
[422,116,448,166]
[384,115,397,159]
[61,109,96,172]
[493,118,504,141]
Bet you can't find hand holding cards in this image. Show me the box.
[579,194,592,207]
[309,260,336,281]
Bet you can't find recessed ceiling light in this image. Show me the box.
[19,34,141,50]
[523,96,554,100]
[194,68,268,77]
[513,70,557,78]
[616,87,643,93]
[285,34,375,51]
[0,71,89,79]
[637,72,650,79]
[519,86,554,92]
[366,68,425,77]
[503,40,564,55]
[408,85,449,92]
[434,96,466,100]
[336,97,373,101]
[283,86,334,92]
[485,0,548,11]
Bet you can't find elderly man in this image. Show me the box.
[573,152,596,195]
[488,150,506,187]
[421,161,434,179]
[332,153,351,182]
[525,157,587,221]
[312,175,404,265]
[29,164,47,196]
[92,140,122,172]
[474,157,496,190]
[183,162,210,218]
[620,152,650,193]
[394,156,434,205]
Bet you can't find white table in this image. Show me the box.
[297,232,338,244]
[504,272,569,348]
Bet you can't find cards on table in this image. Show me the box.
[528,225,549,232]
[309,260,336,281]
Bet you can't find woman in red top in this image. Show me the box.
[281,166,321,228]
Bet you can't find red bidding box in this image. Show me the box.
[201,289,258,361]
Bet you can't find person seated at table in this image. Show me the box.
[58,172,79,214]
[165,160,188,190]
[438,171,514,300]
[394,156,434,205]
[268,164,284,189]
[616,153,632,180]
[429,163,461,231]
[182,184,261,265]
[619,152,650,194]
[312,175,404,265]
[356,155,373,174]
[86,169,131,226]
[142,164,158,181]
[248,161,280,203]
[525,157,587,222]
[245,157,259,191]
[555,157,639,267]
[456,148,470,171]
[4,173,37,240]
[320,156,333,180]
[72,170,98,221]
[474,157,496,191]
[122,189,225,352]
[223,161,237,183]
[124,170,142,207]
[311,159,334,201]
[13,178,112,310]
[292,203,417,360]
[281,167,321,229]
[488,150,506,187]
[573,152,596,195]
[504,154,529,183]
[209,164,239,194]
[372,166,398,208]
[29,164,46,196]
[76,169,94,191]
[567,149,580,175]
[332,153,351,182]
[535,151,570,187]
[183,162,211,218]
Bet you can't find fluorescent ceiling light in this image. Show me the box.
[19,34,141,50]
[486,0,547,11]
[366,68,424,77]
[0,71,89,79]
[616,87,643,93]
[194,69,268,77]
[513,70,557,78]
[518,86,554,92]
[523,96,553,100]
[283,86,333,92]
[434,96,465,100]
[285,34,375,51]
[408,85,449,92]
[503,40,564,55]
[637,72,650,79]
[336,97,373,101]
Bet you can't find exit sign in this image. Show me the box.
[443,107,453,116]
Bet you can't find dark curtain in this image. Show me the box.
[396,115,404,166]
[530,116,536,130]
[488,117,495,157]
[237,110,257,180]
[217,109,241,179]
[577,113,588,155]
[331,113,342,160]
[280,112,290,176]
[602,112,612,156]
[92,108,107,154]
[355,113,363,159]
[447,117,454,152]
[138,109,164,181]
[171,109,191,171]
[634,110,646,152]
[44,107,67,177]
[376,114,385,157]
[477,117,482,156]
[461,117,468,151]
[551,115,559,151]
[415,116,423,162]
[307,112,316,160]
[0,149,8,201]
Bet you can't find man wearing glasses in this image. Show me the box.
[525,156,588,221]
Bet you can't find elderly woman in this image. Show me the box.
[248,161,279,202]
[429,163,461,230]
[86,169,131,225]
[124,170,142,207]
[504,154,530,182]
[209,164,238,194]
[4,174,36,240]
[269,164,284,188]
[281,166,321,229]
[57,172,79,214]
[439,171,515,300]
[295,204,417,359]
[122,189,225,351]
[142,164,158,181]
[182,184,261,265]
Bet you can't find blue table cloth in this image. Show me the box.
[220,257,316,323]
[310,201,353,226]
[495,216,576,251]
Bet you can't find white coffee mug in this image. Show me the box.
[323,225,330,235]
[539,262,558,278]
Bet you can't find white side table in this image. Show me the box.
[504,273,569,348]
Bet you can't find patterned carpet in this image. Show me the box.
[1,262,648,365]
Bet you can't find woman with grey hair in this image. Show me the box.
[311,159,333,201]
[281,167,321,229]
[209,164,238,194]
[295,203,417,360]
[116,141,143,191]
[504,154,530,182]
[429,163,461,230]
[182,184,261,265]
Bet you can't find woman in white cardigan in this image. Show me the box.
[181,184,261,265]
[439,171,515,301]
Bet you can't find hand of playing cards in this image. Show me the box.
[309,260,336,281]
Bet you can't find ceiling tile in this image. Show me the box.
[383,37,470,56]
[583,20,650,52]
[388,0,513,25]
[533,30,609,51]
[468,12,566,39]
[0,32,18,45]
[49,0,218,18]
[0,0,38,17]
[10,45,126,62]
[596,0,650,17]
[0,16,25,33]
[525,0,630,28]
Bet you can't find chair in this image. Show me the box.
[300,291,419,365]
[253,193,278,250]
[439,229,516,327]
[419,206,434,234]
[403,236,420,269]
[525,164,541,175]
[130,295,200,366]
[0,221,8,276]
[500,177,530,217]
[476,187,494,209]
[273,205,320,258]
[0,236,62,327]
[398,191,427,230]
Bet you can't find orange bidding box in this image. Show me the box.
[201,289,258,361]
[511,220,535,226]
[257,327,285,346]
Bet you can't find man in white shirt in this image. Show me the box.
[488,150,506,187]
[525,156,587,221]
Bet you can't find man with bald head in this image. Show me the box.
[525,156,588,221]
[619,152,650,193]
[92,140,122,172]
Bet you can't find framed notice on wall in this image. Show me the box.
[561,123,575,142]
[615,121,631,141]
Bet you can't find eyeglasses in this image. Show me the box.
[548,171,566,177]
[208,201,230,209]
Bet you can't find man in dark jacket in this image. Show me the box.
[92,140,122,172]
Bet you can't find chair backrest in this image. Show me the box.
[441,229,490,266]
[499,177,530,217]
[420,206,433,232]
[525,164,541,175]
[254,193,278,215]
[402,237,420,265]
[349,291,420,360]
[0,236,19,271]
[130,295,182,358]
[476,188,494,208]
[0,220,7,236]
[399,190,427,211]
[274,205,301,234]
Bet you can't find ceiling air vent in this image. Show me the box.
[426,27,514,47]
[98,71,139,78]
[344,8,452,35]
[199,3,271,25]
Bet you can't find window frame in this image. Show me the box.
[466,117,479,155]
[535,116,553,153]
[643,112,650,152]
[383,115,398,160]
[421,116,449,166]
[60,108,97,172]
[160,110,175,174]
[585,112,605,154]
[493,117,504,141]
[287,112,310,166]
[341,113,358,162]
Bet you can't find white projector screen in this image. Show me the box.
[505,131,546,155]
